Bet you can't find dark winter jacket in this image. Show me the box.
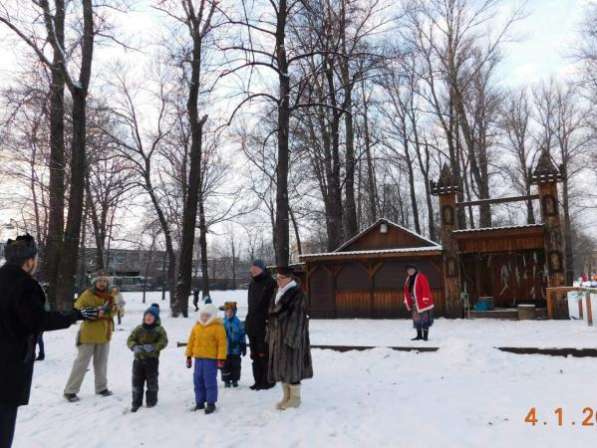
[246,271,276,339]
[266,282,313,384]
[224,315,246,356]
[127,324,168,360]
[0,263,80,406]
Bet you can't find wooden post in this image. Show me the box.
[578,296,584,320]
[586,292,593,326]
[431,164,462,318]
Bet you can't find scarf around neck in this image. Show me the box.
[275,280,297,305]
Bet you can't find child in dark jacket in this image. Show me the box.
[127,305,168,412]
[220,302,247,388]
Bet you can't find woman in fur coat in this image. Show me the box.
[267,266,313,411]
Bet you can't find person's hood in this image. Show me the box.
[197,303,219,326]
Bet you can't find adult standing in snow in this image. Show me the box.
[246,259,276,390]
[192,288,200,311]
[267,266,313,410]
[63,271,116,402]
[403,265,434,341]
[0,235,91,448]
[112,286,125,326]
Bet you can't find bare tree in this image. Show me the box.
[1,0,98,308]
[499,88,537,224]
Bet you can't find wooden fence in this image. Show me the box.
[547,286,597,323]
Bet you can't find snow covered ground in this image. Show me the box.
[15,291,597,448]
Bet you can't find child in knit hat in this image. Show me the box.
[185,304,227,414]
[127,305,168,412]
[219,302,247,388]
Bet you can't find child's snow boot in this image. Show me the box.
[131,404,140,413]
[193,402,205,411]
[232,381,239,388]
[224,381,231,388]
[422,329,429,341]
[411,329,423,341]
[281,384,301,410]
[276,383,291,410]
[205,403,216,415]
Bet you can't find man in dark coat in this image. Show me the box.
[0,235,88,448]
[245,259,276,390]
[267,266,313,410]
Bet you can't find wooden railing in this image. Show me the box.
[546,286,597,323]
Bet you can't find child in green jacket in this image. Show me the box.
[127,304,168,412]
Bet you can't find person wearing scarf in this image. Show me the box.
[267,266,313,410]
[64,271,116,402]
[403,265,434,341]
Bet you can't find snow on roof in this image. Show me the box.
[452,224,544,234]
[300,246,443,260]
[334,218,441,252]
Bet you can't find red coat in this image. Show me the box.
[403,272,434,313]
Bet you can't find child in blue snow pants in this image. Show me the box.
[194,359,219,405]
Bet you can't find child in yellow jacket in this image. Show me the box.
[186,304,227,414]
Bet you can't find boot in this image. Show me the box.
[205,403,216,415]
[224,381,231,388]
[276,383,291,410]
[232,381,239,388]
[422,329,429,341]
[146,390,158,407]
[132,390,143,411]
[280,384,301,410]
[411,329,422,341]
[64,393,80,403]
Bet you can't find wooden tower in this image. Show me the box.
[530,150,565,289]
[430,164,462,317]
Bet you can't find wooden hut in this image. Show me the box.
[300,219,444,318]
[300,149,567,319]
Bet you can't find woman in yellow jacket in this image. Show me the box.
[186,304,227,414]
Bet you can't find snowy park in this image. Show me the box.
[2,0,597,447]
[13,291,597,448]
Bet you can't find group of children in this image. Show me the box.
[126,301,246,415]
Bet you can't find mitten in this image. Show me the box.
[80,307,99,321]
[186,357,192,369]
[217,360,225,369]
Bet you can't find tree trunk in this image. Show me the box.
[44,0,66,307]
[55,89,89,310]
[562,178,575,285]
[174,20,208,317]
[362,81,377,224]
[53,0,94,310]
[275,2,291,267]
[198,193,210,299]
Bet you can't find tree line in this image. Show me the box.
[1,0,596,317]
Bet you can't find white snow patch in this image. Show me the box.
[15,291,597,448]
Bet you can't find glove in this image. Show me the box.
[142,344,156,353]
[133,345,144,354]
[217,360,225,369]
[186,357,192,369]
[80,307,99,321]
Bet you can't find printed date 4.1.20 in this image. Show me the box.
[525,407,597,427]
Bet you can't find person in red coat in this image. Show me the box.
[403,265,434,341]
